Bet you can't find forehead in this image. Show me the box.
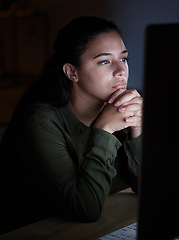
[83,31,126,57]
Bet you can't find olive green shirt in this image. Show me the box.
[0,103,141,232]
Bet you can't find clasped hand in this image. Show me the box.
[94,89,143,138]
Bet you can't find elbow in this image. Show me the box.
[74,200,103,223]
[58,197,103,223]
[77,208,102,223]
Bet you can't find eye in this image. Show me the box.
[98,60,111,65]
[120,57,129,63]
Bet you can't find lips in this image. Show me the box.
[112,83,127,89]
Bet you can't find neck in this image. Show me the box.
[69,91,104,127]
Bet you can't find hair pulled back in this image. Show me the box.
[21,16,120,108]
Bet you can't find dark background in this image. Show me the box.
[0,0,179,122]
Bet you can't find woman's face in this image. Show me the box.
[74,31,129,102]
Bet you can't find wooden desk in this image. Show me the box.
[0,188,138,240]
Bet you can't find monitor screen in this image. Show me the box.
[138,23,179,240]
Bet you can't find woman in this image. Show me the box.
[0,16,142,233]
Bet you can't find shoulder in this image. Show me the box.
[27,103,62,121]
[18,103,66,135]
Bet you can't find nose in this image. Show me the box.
[113,62,126,78]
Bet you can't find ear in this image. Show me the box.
[63,63,78,82]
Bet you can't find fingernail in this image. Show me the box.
[125,117,132,122]
[108,98,114,104]
[118,106,125,112]
[114,101,121,107]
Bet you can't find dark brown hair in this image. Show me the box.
[16,16,121,109]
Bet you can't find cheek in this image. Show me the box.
[78,65,108,86]
[77,67,113,99]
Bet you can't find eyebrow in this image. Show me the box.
[93,50,128,59]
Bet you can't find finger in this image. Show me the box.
[113,89,141,107]
[121,96,143,106]
[135,110,143,117]
[125,116,142,126]
[117,96,143,114]
[118,102,142,113]
[108,89,126,103]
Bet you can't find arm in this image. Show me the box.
[122,135,141,193]
[21,115,121,222]
[123,135,141,177]
[93,89,142,192]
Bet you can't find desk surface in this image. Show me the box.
[0,188,138,240]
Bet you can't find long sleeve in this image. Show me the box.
[123,136,141,177]
[121,135,141,193]
[109,130,141,194]
[16,104,121,222]
[0,103,141,231]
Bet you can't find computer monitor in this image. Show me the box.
[137,23,179,240]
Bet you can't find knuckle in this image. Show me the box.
[131,89,137,94]
[131,89,141,97]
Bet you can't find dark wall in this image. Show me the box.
[1,0,179,90]
[107,0,179,91]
